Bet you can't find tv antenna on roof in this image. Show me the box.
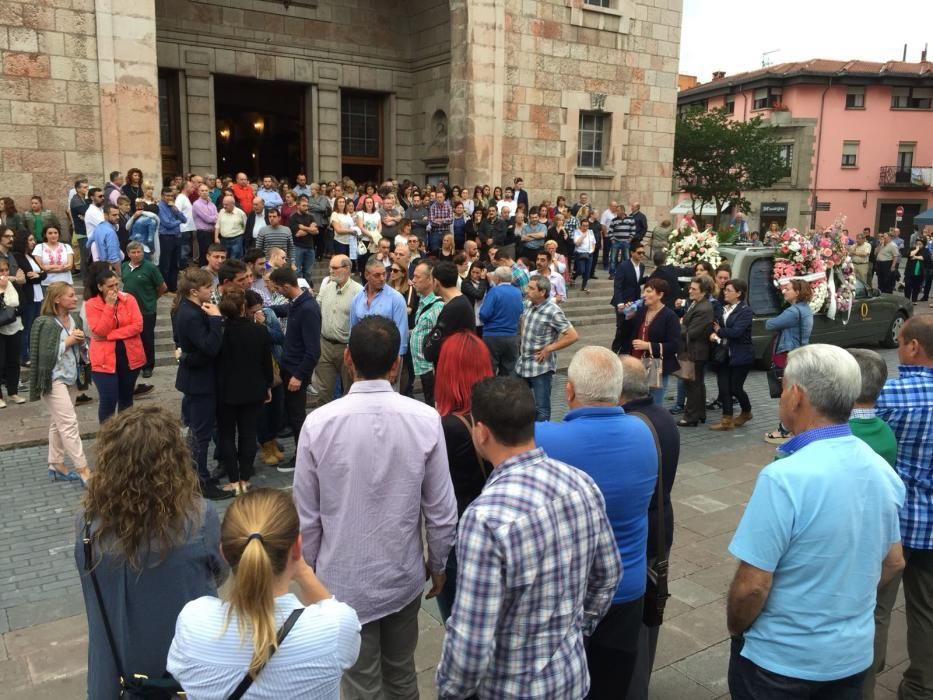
[762,50,778,67]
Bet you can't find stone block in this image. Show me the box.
[64,151,102,174]
[0,658,30,694]
[66,81,99,106]
[21,5,55,31]
[343,65,359,88]
[318,64,338,81]
[8,28,38,53]
[36,30,63,56]
[0,77,30,101]
[275,56,294,81]
[63,33,96,60]
[55,103,98,128]
[28,78,67,104]
[74,127,101,152]
[214,48,235,74]
[234,51,256,77]
[53,8,95,35]
[0,125,36,149]
[0,172,34,196]
[188,131,212,150]
[185,49,210,66]
[256,54,275,81]
[10,101,55,126]
[187,113,211,132]
[156,40,179,68]
[294,58,314,83]
[186,76,210,98]
[49,55,97,82]
[2,148,22,171]
[187,95,210,116]
[3,53,50,79]
[36,126,75,150]
[318,88,339,110]
[21,150,65,173]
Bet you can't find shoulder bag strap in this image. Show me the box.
[629,412,668,576]
[454,413,488,480]
[83,518,130,692]
[228,607,305,700]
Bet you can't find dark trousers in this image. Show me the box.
[611,314,631,354]
[158,235,180,292]
[91,341,138,423]
[183,392,216,484]
[483,335,518,376]
[905,271,925,303]
[401,351,415,397]
[683,360,707,423]
[0,330,22,398]
[419,370,435,407]
[141,313,156,371]
[574,253,592,290]
[716,363,752,417]
[436,546,459,623]
[729,637,867,699]
[217,400,263,483]
[257,384,285,443]
[875,262,896,293]
[195,230,213,266]
[18,299,40,363]
[280,369,309,446]
[591,234,602,278]
[586,597,644,700]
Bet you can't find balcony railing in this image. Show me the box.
[879,165,933,189]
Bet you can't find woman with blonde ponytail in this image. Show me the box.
[168,489,360,698]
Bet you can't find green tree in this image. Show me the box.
[674,107,786,229]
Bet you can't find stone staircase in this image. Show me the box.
[83,262,621,373]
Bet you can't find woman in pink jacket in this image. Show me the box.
[84,265,146,422]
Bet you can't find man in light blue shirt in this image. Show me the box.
[92,204,122,268]
[535,346,656,697]
[727,344,905,699]
[350,257,409,360]
[257,175,284,210]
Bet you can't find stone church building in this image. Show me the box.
[0,0,681,220]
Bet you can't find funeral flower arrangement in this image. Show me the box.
[772,228,828,313]
[817,215,858,316]
[666,219,722,268]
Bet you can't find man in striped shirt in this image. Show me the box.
[436,376,621,699]
[255,208,294,267]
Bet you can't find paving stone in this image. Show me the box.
[677,493,730,515]
[648,665,717,699]
[877,659,908,693]
[677,505,746,539]
[24,636,86,685]
[652,624,709,669]
[668,577,723,609]
[672,638,731,695]
[0,673,86,699]
[3,615,87,656]
[0,657,31,693]
[664,598,729,648]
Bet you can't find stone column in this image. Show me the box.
[182,50,216,175]
[95,0,161,187]
[317,85,340,181]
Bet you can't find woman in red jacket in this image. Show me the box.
[84,266,146,422]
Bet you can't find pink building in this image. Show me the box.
[677,59,933,236]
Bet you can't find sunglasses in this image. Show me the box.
[391,268,404,273]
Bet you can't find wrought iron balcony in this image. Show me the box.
[879,166,932,189]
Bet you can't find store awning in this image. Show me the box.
[915,207,933,226]
[669,199,724,216]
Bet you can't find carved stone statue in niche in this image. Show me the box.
[427,110,448,158]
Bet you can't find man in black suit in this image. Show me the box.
[610,243,647,353]
[513,177,529,214]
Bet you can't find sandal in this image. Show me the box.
[764,429,792,445]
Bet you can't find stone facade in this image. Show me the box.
[0,0,159,221]
[1,0,682,228]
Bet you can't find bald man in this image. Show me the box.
[311,254,363,406]
[631,202,648,243]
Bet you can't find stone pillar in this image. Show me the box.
[95,0,161,187]
[182,50,216,175]
[448,0,506,187]
[317,85,340,181]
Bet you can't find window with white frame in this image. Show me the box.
[584,0,612,6]
[845,87,865,109]
[841,141,859,167]
[891,86,932,109]
[577,112,608,169]
[753,87,782,110]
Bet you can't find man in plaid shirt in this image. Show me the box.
[428,190,453,256]
[516,275,578,421]
[436,377,621,699]
[876,315,933,700]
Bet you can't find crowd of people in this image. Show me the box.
[1,170,932,698]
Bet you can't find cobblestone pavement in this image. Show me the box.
[0,346,912,699]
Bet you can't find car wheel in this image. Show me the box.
[881,311,907,349]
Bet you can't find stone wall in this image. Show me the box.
[0,0,159,226]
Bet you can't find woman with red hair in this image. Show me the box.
[434,330,493,620]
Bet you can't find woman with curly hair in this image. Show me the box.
[75,405,228,700]
[168,489,360,698]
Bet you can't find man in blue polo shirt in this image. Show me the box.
[349,257,408,389]
[535,346,657,697]
[727,344,905,699]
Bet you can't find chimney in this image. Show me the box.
[922,43,928,62]
[712,71,726,80]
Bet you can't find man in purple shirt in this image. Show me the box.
[191,183,218,266]
[293,315,457,699]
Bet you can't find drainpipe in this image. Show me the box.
[810,77,833,229]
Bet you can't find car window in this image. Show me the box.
[855,279,869,299]
[747,257,782,316]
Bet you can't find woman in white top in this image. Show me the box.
[33,224,74,285]
[329,196,361,271]
[168,488,360,699]
[355,195,382,272]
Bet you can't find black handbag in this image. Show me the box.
[82,518,304,700]
[0,298,16,326]
[711,340,729,366]
[629,413,670,627]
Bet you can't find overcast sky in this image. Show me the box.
[679,0,933,83]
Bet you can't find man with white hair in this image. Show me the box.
[535,347,658,697]
[727,344,906,699]
[479,266,524,376]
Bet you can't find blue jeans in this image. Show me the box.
[609,239,630,275]
[525,371,554,422]
[428,230,444,255]
[650,373,670,405]
[574,254,592,290]
[19,299,41,363]
[91,341,138,423]
[728,637,867,699]
[221,235,244,260]
[674,377,686,408]
[436,546,459,622]
[294,246,316,284]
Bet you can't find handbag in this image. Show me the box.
[83,518,304,700]
[673,357,695,381]
[629,413,670,627]
[270,356,283,388]
[0,298,16,326]
[767,306,803,399]
[640,344,663,390]
[711,339,729,366]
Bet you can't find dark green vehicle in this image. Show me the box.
[718,245,913,364]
